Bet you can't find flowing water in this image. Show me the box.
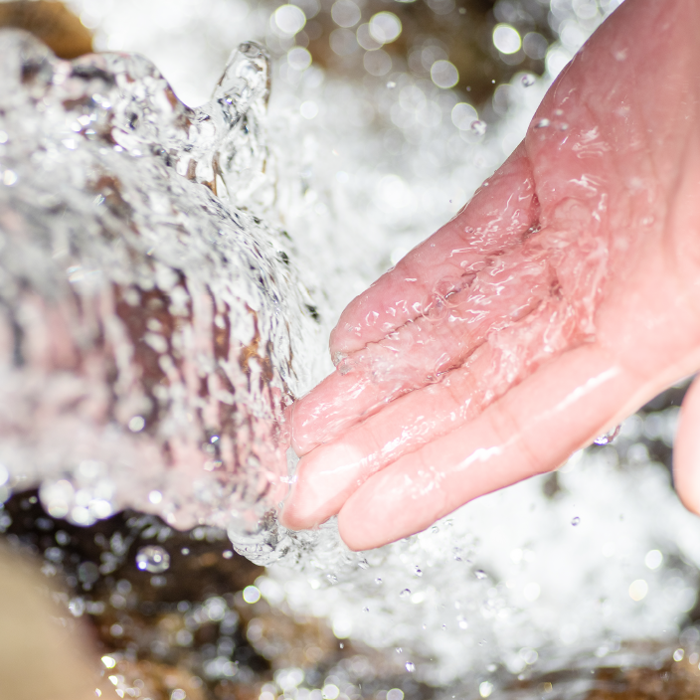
[2,0,700,698]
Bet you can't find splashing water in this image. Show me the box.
[0,30,316,542]
[593,424,621,446]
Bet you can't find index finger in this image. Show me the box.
[329,144,540,361]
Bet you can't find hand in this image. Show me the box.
[281,0,700,550]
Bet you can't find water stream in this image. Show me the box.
[2,0,700,698]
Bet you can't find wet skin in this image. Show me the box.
[282,0,700,550]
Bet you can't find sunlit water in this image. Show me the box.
[3,0,700,696]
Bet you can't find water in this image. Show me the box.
[135,544,170,573]
[0,30,317,540]
[2,0,700,697]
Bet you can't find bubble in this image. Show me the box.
[387,690,404,700]
[475,569,487,579]
[523,32,548,60]
[593,424,621,445]
[369,12,402,44]
[386,80,396,89]
[405,661,415,672]
[674,648,685,662]
[332,0,361,28]
[135,545,170,573]
[375,577,383,585]
[356,22,381,51]
[451,102,478,130]
[330,28,359,57]
[414,566,423,576]
[128,415,145,432]
[40,479,75,519]
[364,49,392,76]
[322,684,340,700]
[479,681,494,698]
[399,588,411,599]
[470,120,487,136]
[243,585,261,603]
[645,549,663,570]
[3,169,17,186]
[274,4,306,35]
[300,101,318,119]
[358,558,369,569]
[493,24,521,55]
[521,73,536,87]
[430,60,459,89]
[69,597,85,616]
[535,118,550,128]
[571,516,580,526]
[0,463,8,487]
[288,47,312,71]
[629,579,648,601]
[148,490,162,504]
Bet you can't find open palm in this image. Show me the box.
[282,0,700,550]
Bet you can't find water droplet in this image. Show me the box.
[405,662,415,673]
[396,647,403,653]
[386,80,396,89]
[358,558,369,570]
[470,120,487,136]
[521,73,535,87]
[475,569,487,580]
[479,681,494,698]
[135,545,170,573]
[535,118,550,129]
[593,424,621,445]
[375,577,383,585]
[414,566,423,577]
[571,516,580,526]
[327,573,338,583]
[399,588,411,599]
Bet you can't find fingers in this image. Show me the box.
[329,144,539,361]
[335,344,649,551]
[672,373,700,514]
[283,293,572,528]
[291,248,553,454]
[281,342,494,530]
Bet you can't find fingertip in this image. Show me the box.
[337,462,440,551]
[673,374,700,515]
[280,442,369,530]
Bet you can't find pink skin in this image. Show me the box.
[282,0,700,549]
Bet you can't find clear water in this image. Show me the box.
[3,0,700,697]
[0,30,317,538]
